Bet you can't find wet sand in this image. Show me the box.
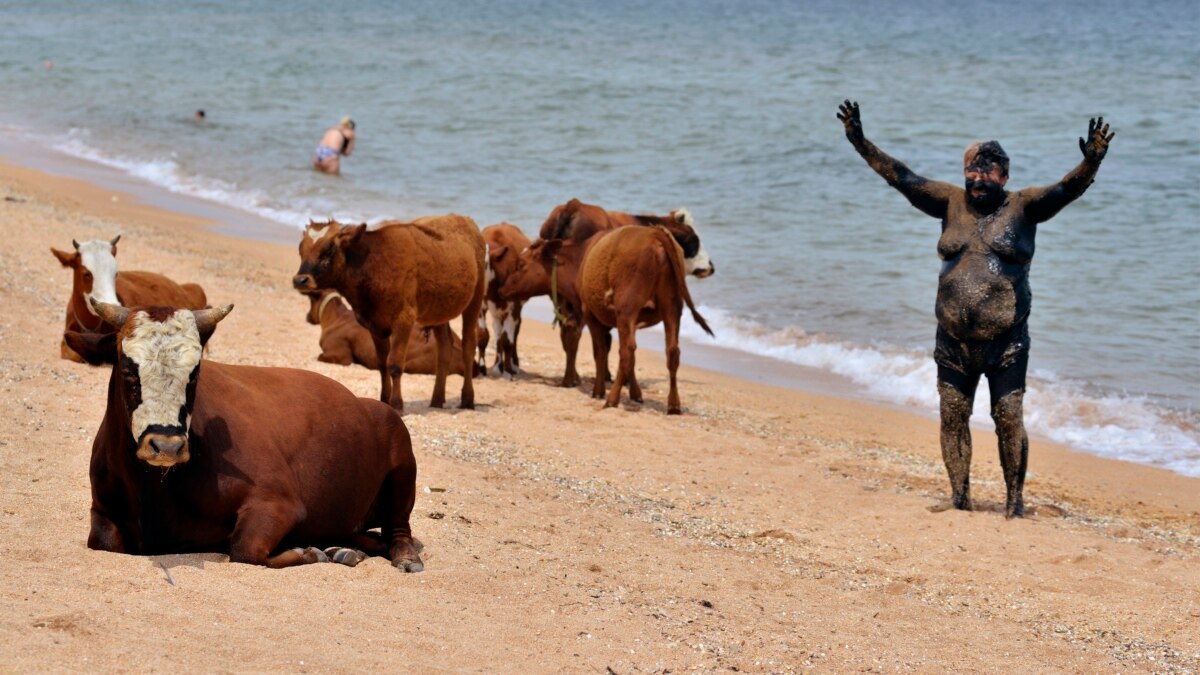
[0,158,1197,672]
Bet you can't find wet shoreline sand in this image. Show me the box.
[1,158,1197,671]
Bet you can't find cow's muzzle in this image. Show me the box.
[692,262,715,279]
[293,274,317,291]
[137,433,191,467]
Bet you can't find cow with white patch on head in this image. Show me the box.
[51,236,208,363]
[66,301,424,571]
[480,222,531,378]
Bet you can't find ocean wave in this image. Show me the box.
[44,128,380,228]
[679,306,1200,477]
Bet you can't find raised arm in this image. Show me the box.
[837,100,957,219]
[1022,117,1113,223]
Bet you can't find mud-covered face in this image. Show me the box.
[121,309,203,467]
[964,164,1008,212]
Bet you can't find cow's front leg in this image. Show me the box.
[386,314,415,412]
[87,508,131,553]
[372,333,392,404]
[430,323,450,408]
[228,498,312,568]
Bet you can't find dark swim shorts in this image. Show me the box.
[933,320,1030,398]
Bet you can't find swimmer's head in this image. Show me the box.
[339,116,356,131]
[963,140,1009,177]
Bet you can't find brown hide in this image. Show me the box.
[73,305,422,571]
[52,242,208,363]
[578,226,713,415]
[537,199,713,278]
[481,222,531,377]
[294,215,485,412]
[304,290,467,375]
[500,235,605,387]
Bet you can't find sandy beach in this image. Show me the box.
[1,158,1197,672]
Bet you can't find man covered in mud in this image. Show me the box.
[837,100,1113,518]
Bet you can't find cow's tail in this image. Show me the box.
[655,227,714,337]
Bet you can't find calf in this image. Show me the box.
[51,236,208,363]
[302,289,468,375]
[293,216,485,412]
[65,301,423,571]
[481,222,531,378]
[579,226,713,414]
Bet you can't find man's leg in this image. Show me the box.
[938,368,979,511]
[987,337,1031,519]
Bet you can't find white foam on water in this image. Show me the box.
[43,127,382,229]
[679,306,1200,477]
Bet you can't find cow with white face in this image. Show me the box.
[52,236,209,363]
[66,301,425,571]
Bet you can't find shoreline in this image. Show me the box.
[7,132,1195,479]
[1,154,1198,671]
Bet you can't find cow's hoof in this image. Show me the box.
[323,547,367,567]
[459,401,475,410]
[292,546,329,564]
[668,407,682,415]
[393,558,424,573]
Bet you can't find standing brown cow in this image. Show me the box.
[51,236,207,363]
[481,222,531,378]
[302,289,469,375]
[579,226,713,414]
[65,301,423,572]
[293,216,485,413]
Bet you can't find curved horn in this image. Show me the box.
[89,300,130,328]
[193,304,234,334]
[110,234,121,247]
[72,239,81,251]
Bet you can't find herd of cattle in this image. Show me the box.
[52,199,715,572]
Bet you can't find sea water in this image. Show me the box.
[2,0,1197,474]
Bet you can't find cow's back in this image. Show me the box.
[372,214,485,326]
[117,271,207,310]
[187,362,408,539]
[579,227,669,327]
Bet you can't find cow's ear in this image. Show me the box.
[491,245,509,262]
[51,247,78,267]
[338,223,367,246]
[673,208,694,227]
[194,304,234,346]
[64,331,117,365]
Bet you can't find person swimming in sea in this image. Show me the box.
[837,100,1113,518]
[313,116,356,174]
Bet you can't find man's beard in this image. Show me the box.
[965,179,1006,212]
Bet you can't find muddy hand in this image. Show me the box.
[837,99,863,143]
[1079,116,1115,161]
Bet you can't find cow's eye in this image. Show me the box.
[83,271,93,281]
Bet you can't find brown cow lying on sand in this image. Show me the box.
[65,301,423,571]
[293,216,486,412]
[481,222,531,378]
[302,288,469,376]
[580,226,713,414]
[52,236,207,363]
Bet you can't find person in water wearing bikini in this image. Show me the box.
[837,100,1113,518]
[313,116,356,174]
